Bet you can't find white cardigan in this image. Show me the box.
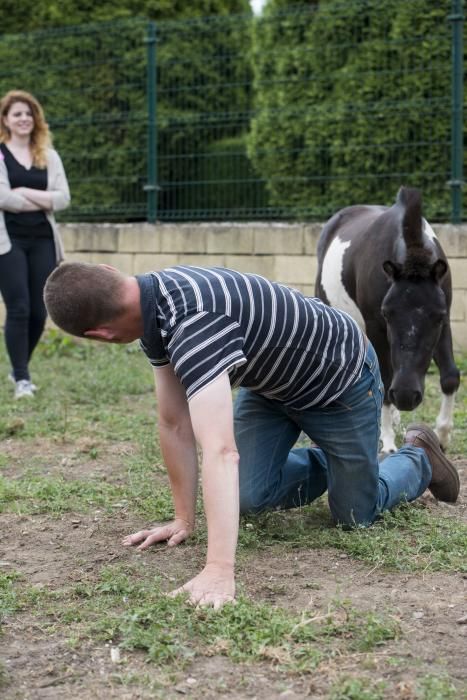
[0,147,70,262]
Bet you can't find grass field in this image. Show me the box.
[0,332,466,700]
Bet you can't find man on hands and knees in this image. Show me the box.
[44,262,460,608]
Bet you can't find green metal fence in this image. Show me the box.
[0,19,149,221]
[0,2,464,223]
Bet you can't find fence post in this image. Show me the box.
[145,21,157,223]
[448,0,464,223]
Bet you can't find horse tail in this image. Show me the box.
[396,186,423,248]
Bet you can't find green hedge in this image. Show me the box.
[247,0,456,219]
[0,2,462,221]
[0,3,253,221]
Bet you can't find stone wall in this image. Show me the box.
[2,221,467,350]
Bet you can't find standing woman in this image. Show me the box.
[0,90,70,398]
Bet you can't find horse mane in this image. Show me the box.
[402,247,433,279]
[396,186,433,279]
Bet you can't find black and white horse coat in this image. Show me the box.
[315,187,460,453]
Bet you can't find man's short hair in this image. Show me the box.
[44,262,126,337]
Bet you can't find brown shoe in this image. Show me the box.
[405,423,460,503]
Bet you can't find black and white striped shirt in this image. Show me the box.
[137,266,366,408]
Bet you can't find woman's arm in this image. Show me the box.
[0,161,40,212]
[13,187,53,210]
[47,150,71,211]
[13,150,71,212]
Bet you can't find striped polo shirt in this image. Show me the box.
[137,265,366,408]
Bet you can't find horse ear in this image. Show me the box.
[431,259,448,282]
[382,260,402,280]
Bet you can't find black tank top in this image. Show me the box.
[1,143,50,236]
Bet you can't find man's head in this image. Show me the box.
[44,262,143,342]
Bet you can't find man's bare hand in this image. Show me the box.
[170,563,235,610]
[122,518,193,550]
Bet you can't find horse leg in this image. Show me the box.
[433,323,460,449]
[436,393,456,448]
[369,333,397,454]
[381,402,398,454]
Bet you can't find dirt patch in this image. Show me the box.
[433,456,467,523]
[1,459,466,699]
[0,435,137,482]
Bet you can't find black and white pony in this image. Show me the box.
[315,187,460,454]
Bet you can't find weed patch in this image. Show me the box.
[0,572,21,624]
[45,566,399,673]
[238,500,467,574]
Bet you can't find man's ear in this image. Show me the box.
[84,327,116,342]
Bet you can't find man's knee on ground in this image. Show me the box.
[239,488,273,515]
[330,504,376,530]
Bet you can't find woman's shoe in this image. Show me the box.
[9,373,37,392]
[14,379,35,399]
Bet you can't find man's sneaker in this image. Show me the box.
[405,423,460,503]
[14,379,35,399]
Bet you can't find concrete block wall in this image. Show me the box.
[60,222,322,296]
[1,221,466,350]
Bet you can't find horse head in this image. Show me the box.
[381,188,449,411]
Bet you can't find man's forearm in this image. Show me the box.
[202,449,240,568]
[159,423,199,526]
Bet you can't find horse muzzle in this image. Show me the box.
[388,385,423,411]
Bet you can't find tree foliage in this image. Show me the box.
[0,0,252,220]
[0,0,251,32]
[248,0,454,218]
[0,0,458,221]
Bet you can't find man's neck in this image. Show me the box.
[121,277,144,340]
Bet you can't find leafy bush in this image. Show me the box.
[248,0,455,219]
[0,1,253,221]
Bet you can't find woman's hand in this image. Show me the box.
[122,517,194,550]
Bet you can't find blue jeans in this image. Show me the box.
[234,343,432,526]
